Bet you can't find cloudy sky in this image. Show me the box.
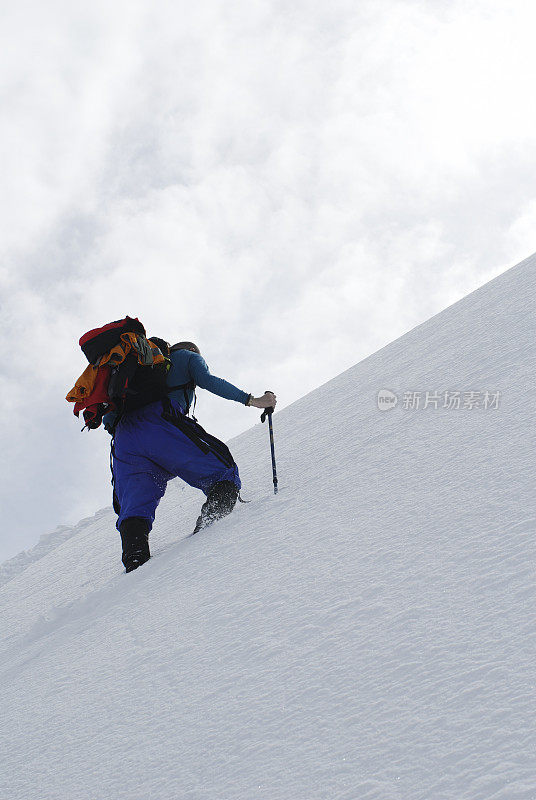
[1,0,536,563]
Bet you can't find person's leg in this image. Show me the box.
[113,451,170,529]
[119,517,151,572]
[112,416,172,570]
[157,404,241,494]
[157,404,241,531]
[192,480,240,535]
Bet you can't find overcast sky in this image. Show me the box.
[1,0,535,563]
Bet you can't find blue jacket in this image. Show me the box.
[167,349,249,411]
[103,349,249,430]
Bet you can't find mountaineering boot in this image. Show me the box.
[119,516,151,572]
[192,480,239,535]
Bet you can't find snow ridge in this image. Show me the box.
[0,511,108,590]
[1,254,536,800]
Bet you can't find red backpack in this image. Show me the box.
[66,317,168,430]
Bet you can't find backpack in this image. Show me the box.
[66,317,170,430]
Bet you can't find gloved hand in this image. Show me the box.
[248,391,277,410]
[103,410,118,434]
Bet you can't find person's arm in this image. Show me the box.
[188,353,277,410]
[188,353,250,403]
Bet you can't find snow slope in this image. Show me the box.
[1,254,535,800]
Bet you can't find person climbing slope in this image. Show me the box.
[107,340,276,572]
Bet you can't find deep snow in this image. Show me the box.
[1,254,535,799]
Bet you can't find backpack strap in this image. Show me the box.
[167,380,196,418]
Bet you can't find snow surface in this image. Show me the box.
[1,254,536,800]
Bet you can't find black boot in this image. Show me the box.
[119,517,151,572]
[193,480,239,535]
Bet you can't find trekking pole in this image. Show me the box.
[260,390,278,495]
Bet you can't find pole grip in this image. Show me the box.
[260,389,275,423]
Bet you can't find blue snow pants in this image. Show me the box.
[112,399,240,531]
